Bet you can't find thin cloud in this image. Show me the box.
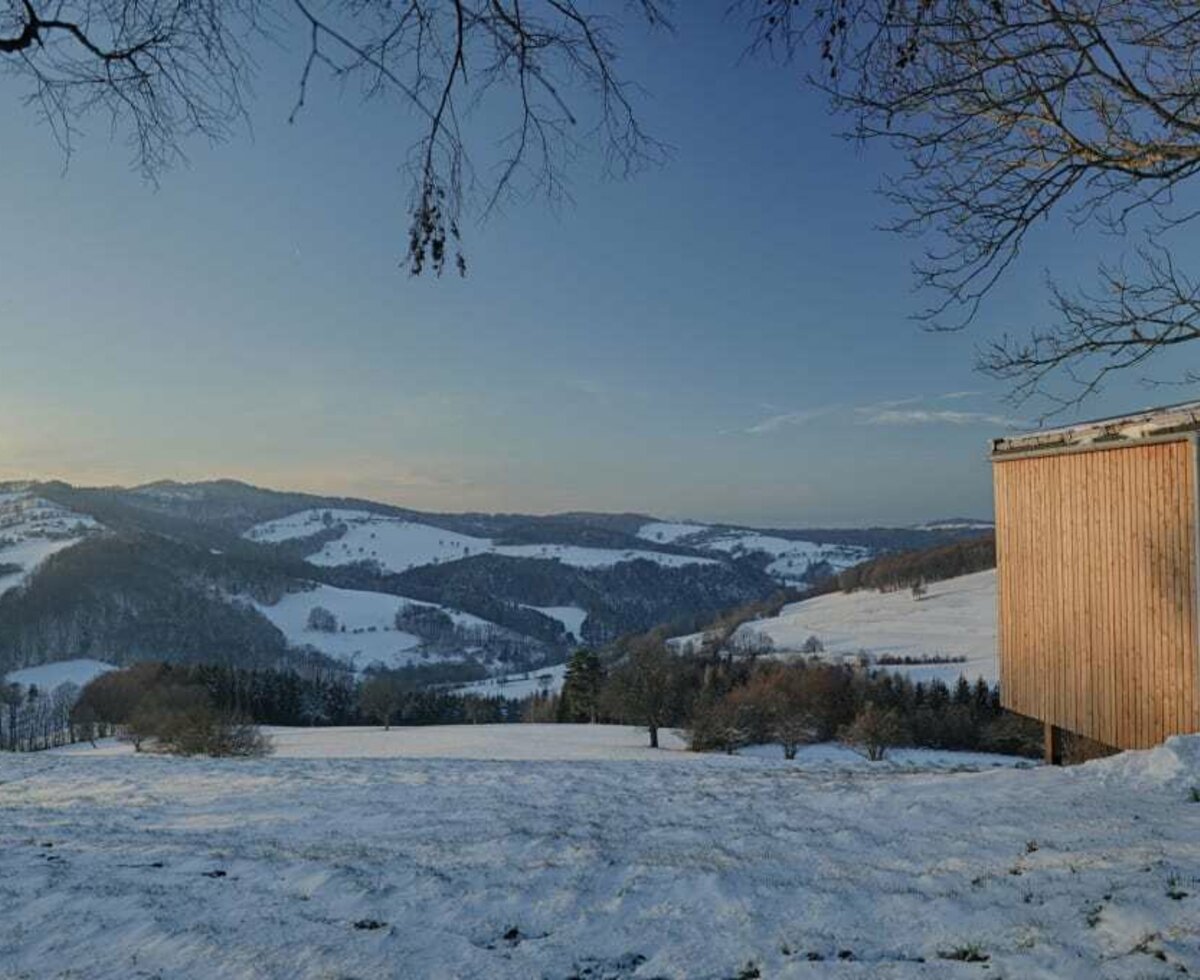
[745,405,839,435]
[863,409,1026,428]
[938,390,983,401]
[866,396,925,410]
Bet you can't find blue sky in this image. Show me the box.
[0,5,1193,526]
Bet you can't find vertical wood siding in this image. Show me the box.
[994,438,1199,749]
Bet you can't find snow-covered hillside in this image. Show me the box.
[454,662,568,699]
[637,521,869,583]
[697,530,869,583]
[253,584,499,672]
[246,509,717,572]
[521,604,587,640]
[682,569,997,684]
[4,658,115,692]
[636,521,710,544]
[7,726,1200,978]
[0,490,100,596]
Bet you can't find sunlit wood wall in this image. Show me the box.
[994,437,1200,749]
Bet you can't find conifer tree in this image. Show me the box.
[559,650,604,723]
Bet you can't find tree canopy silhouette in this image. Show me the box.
[749,0,1200,408]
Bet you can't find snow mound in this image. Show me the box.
[1083,734,1200,793]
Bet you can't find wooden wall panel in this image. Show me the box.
[993,438,1200,749]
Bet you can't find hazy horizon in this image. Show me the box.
[1,472,996,530]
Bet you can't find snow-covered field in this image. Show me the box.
[680,569,997,685]
[5,725,1199,979]
[252,583,501,672]
[3,659,115,692]
[245,509,716,572]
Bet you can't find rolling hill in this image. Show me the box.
[0,478,991,684]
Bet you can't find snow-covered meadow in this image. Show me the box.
[3,725,1199,979]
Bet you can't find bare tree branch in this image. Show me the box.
[738,0,1200,410]
[1,0,670,276]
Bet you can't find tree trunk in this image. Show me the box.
[648,724,658,749]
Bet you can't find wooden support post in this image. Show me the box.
[1044,720,1059,766]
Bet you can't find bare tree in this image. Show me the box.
[360,672,405,729]
[746,1,1200,408]
[1,0,669,275]
[601,633,681,748]
[839,701,905,762]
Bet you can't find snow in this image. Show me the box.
[638,522,870,583]
[523,604,588,639]
[246,510,717,572]
[453,662,568,699]
[636,520,711,544]
[0,492,100,595]
[698,531,870,582]
[253,584,495,672]
[495,543,715,569]
[4,659,115,692]
[49,724,1032,767]
[7,726,1200,979]
[679,569,998,685]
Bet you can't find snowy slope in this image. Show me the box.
[697,530,869,582]
[253,584,497,671]
[522,605,587,640]
[8,728,1200,979]
[246,509,717,572]
[454,662,568,699]
[0,490,100,595]
[4,659,115,692]
[680,569,997,685]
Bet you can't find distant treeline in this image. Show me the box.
[68,661,520,740]
[818,535,996,595]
